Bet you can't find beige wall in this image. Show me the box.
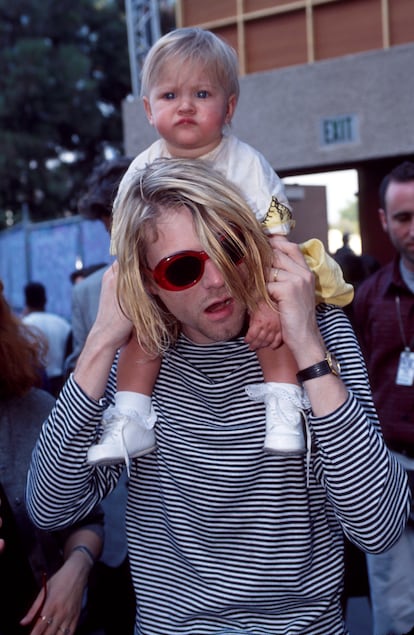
[123,43,414,174]
[287,185,328,248]
[122,41,414,265]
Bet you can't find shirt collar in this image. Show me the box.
[386,256,412,295]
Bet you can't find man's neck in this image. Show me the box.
[399,259,414,293]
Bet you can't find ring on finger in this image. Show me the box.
[40,615,54,625]
[272,268,280,282]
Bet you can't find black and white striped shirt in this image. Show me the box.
[27,304,409,634]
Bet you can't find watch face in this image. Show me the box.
[327,351,340,376]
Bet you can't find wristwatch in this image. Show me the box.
[296,351,341,384]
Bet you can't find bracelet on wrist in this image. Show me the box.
[70,544,96,566]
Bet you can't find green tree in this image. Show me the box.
[0,0,131,228]
[337,199,359,235]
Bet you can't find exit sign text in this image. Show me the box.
[320,114,359,146]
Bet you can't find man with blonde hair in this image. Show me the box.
[28,158,409,635]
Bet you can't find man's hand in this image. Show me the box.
[266,239,321,364]
[74,262,133,400]
[91,262,133,352]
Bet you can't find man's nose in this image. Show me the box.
[202,258,225,288]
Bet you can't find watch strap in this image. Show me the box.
[296,360,331,383]
[296,352,340,384]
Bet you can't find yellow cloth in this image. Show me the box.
[300,238,354,307]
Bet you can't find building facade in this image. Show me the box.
[123,0,414,264]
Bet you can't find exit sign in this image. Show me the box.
[320,114,359,146]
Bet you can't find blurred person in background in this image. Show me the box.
[0,279,103,635]
[353,161,414,635]
[0,502,4,553]
[69,263,108,287]
[22,281,72,397]
[334,231,355,258]
[63,156,135,635]
[65,157,132,375]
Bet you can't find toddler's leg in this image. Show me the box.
[246,222,310,456]
[87,334,160,469]
[246,344,309,455]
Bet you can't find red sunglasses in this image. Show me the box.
[150,233,244,292]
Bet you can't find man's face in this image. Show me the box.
[380,180,414,271]
[146,205,247,344]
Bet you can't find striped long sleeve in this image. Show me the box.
[27,304,409,635]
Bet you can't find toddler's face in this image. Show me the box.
[143,59,236,159]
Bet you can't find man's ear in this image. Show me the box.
[143,97,154,125]
[379,208,388,233]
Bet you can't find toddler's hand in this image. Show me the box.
[244,299,282,351]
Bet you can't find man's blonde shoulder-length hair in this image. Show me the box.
[111,157,273,356]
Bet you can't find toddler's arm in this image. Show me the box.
[117,333,161,395]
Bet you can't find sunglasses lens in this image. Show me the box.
[165,255,203,288]
[153,232,244,292]
[221,234,244,264]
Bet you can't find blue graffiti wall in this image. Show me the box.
[0,216,111,320]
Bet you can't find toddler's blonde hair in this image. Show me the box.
[141,27,240,102]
